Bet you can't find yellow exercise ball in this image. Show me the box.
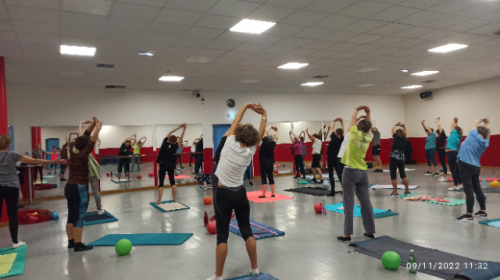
[491,180,499,188]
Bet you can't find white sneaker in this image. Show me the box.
[250,268,260,277]
[206,275,223,280]
[97,209,105,215]
[12,241,26,249]
[438,177,447,182]
[448,185,459,191]
[457,184,463,190]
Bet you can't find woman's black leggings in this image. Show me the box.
[337,157,345,184]
[447,150,461,185]
[458,160,486,214]
[215,187,252,245]
[189,154,195,165]
[328,159,337,191]
[0,185,19,243]
[260,162,274,185]
[294,155,305,176]
[389,158,406,180]
[437,149,447,174]
[158,164,175,187]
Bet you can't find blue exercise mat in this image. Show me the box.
[0,245,27,279]
[325,203,399,218]
[479,218,500,229]
[228,273,278,280]
[149,200,190,212]
[83,211,118,226]
[89,233,193,246]
[111,179,132,184]
[229,220,284,240]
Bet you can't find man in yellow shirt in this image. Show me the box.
[338,106,375,243]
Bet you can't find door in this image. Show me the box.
[7,126,14,152]
[213,124,231,157]
[45,138,59,169]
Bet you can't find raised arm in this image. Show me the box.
[90,118,101,143]
[264,126,272,139]
[177,123,187,145]
[392,123,398,135]
[20,156,66,166]
[130,133,137,147]
[254,103,267,139]
[166,127,181,138]
[228,103,253,136]
[328,120,336,135]
[139,137,147,146]
[306,128,315,142]
[482,118,491,139]
[402,122,408,137]
[290,131,299,143]
[349,108,360,130]
[436,117,443,134]
[421,120,431,133]
[451,117,458,131]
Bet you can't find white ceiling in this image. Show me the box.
[0,0,499,94]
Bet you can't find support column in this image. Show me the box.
[0,57,8,223]
[31,127,41,151]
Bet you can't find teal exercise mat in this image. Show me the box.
[228,273,278,280]
[0,245,27,279]
[83,210,118,226]
[149,200,190,212]
[482,188,500,194]
[479,218,500,229]
[111,180,132,184]
[89,233,193,246]
[399,194,466,206]
[325,203,398,218]
[43,175,55,178]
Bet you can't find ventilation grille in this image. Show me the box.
[96,63,115,68]
[105,85,126,89]
[423,80,435,83]
[312,75,329,79]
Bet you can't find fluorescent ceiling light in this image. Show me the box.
[411,71,439,76]
[186,56,214,63]
[399,69,409,73]
[357,84,375,87]
[60,45,96,56]
[278,62,308,70]
[239,80,259,83]
[354,67,378,73]
[159,76,184,82]
[138,51,154,56]
[401,85,422,89]
[428,44,468,53]
[230,19,276,34]
[301,82,324,87]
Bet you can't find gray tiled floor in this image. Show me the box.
[2,165,500,280]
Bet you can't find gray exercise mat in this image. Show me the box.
[482,188,500,194]
[350,236,500,280]
[284,187,330,196]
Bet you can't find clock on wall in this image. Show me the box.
[226,99,235,108]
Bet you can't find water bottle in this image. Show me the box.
[482,175,486,188]
[204,211,209,227]
[409,249,417,274]
[321,200,327,215]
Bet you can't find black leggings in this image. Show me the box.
[176,155,182,166]
[210,164,219,210]
[35,166,43,181]
[294,155,305,176]
[389,158,406,180]
[447,150,461,185]
[65,184,89,228]
[337,157,345,184]
[260,162,274,185]
[458,160,486,213]
[0,185,19,243]
[117,159,130,173]
[189,153,195,165]
[437,149,447,174]
[195,155,203,174]
[159,164,175,187]
[215,187,252,245]
[328,159,337,191]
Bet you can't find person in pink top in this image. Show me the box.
[290,131,306,179]
[48,146,60,175]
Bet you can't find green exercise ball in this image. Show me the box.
[115,239,132,256]
[381,251,401,270]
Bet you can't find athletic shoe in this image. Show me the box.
[377,169,384,173]
[301,176,306,179]
[326,193,336,197]
[68,240,75,249]
[364,233,375,239]
[250,268,260,277]
[372,169,379,172]
[433,172,440,176]
[258,195,266,198]
[424,171,433,175]
[337,236,351,243]
[448,185,460,191]
[456,214,474,222]
[60,178,67,181]
[404,191,411,196]
[74,243,93,252]
[293,175,300,179]
[55,172,57,175]
[198,186,206,190]
[97,209,105,215]
[438,177,447,182]
[457,184,463,189]
[206,275,223,280]
[474,211,488,219]
[271,195,275,198]
[388,192,399,198]
[11,241,26,249]
[249,182,253,186]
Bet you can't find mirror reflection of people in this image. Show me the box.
[371,127,382,173]
[208,102,266,280]
[388,122,411,197]
[290,131,306,179]
[435,118,448,182]
[176,140,187,170]
[32,143,55,183]
[446,117,463,191]
[1,135,66,249]
[327,118,344,196]
[259,126,278,198]
[131,137,147,172]
[156,124,186,204]
[189,140,197,167]
[306,127,323,183]
[421,120,439,176]
[194,135,204,180]
[59,137,70,182]
[47,146,60,175]
[118,134,136,182]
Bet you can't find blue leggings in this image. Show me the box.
[425,148,437,166]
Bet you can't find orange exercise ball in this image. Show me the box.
[137,174,142,179]
[207,221,217,234]
[491,180,499,188]
[204,196,212,205]
[314,203,323,214]
[148,172,153,177]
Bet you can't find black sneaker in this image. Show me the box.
[60,178,67,181]
[433,172,440,176]
[474,211,488,219]
[372,169,378,172]
[378,169,384,173]
[293,175,300,179]
[326,192,336,197]
[424,171,433,176]
[456,214,474,222]
[301,176,306,179]
[249,182,253,186]
[67,240,75,249]
[364,233,375,239]
[74,243,94,252]
[337,236,351,243]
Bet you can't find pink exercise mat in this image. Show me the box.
[166,174,191,179]
[447,177,499,182]
[247,191,293,203]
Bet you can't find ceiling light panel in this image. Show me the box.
[428,44,468,53]
[159,76,184,82]
[278,62,308,69]
[357,84,375,87]
[353,67,379,73]
[60,45,96,56]
[411,71,439,76]
[401,85,422,89]
[186,56,214,63]
[230,19,276,34]
[301,82,324,87]
[138,51,155,56]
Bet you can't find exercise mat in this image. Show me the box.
[325,203,398,218]
[284,187,330,196]
[83,211,118,226]
[89,233,193,246]
[229,220,284,240]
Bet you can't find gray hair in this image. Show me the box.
[267,134,275,141]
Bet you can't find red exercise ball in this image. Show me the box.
[137,174,142,179]
[204,196,212,205]
[148,172,153,177]
[314,203,323,214]
[207,221,217,234]
[106,172,110,177]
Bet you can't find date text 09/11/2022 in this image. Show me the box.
[406,262,489,270]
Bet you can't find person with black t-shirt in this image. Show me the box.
[194,135,203,180]
[326,118,344,196]
[156,124,187,204]
[388,122,411,198]
[117,133,136,182]
[259,126,278,198]
[435,117,448,182]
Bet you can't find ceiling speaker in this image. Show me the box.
[420,91,432,99]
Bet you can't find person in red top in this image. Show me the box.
[59,137,69,182]
[65,117,102,252]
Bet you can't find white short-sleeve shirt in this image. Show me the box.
[312,139,322,154]
[215,135,257,188]
[337,132,350,158]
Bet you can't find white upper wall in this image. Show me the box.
[155,124,202,148]
[404,77,500,137]
[7,85,405,153]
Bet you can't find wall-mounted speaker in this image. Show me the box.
[420,91,432,99]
